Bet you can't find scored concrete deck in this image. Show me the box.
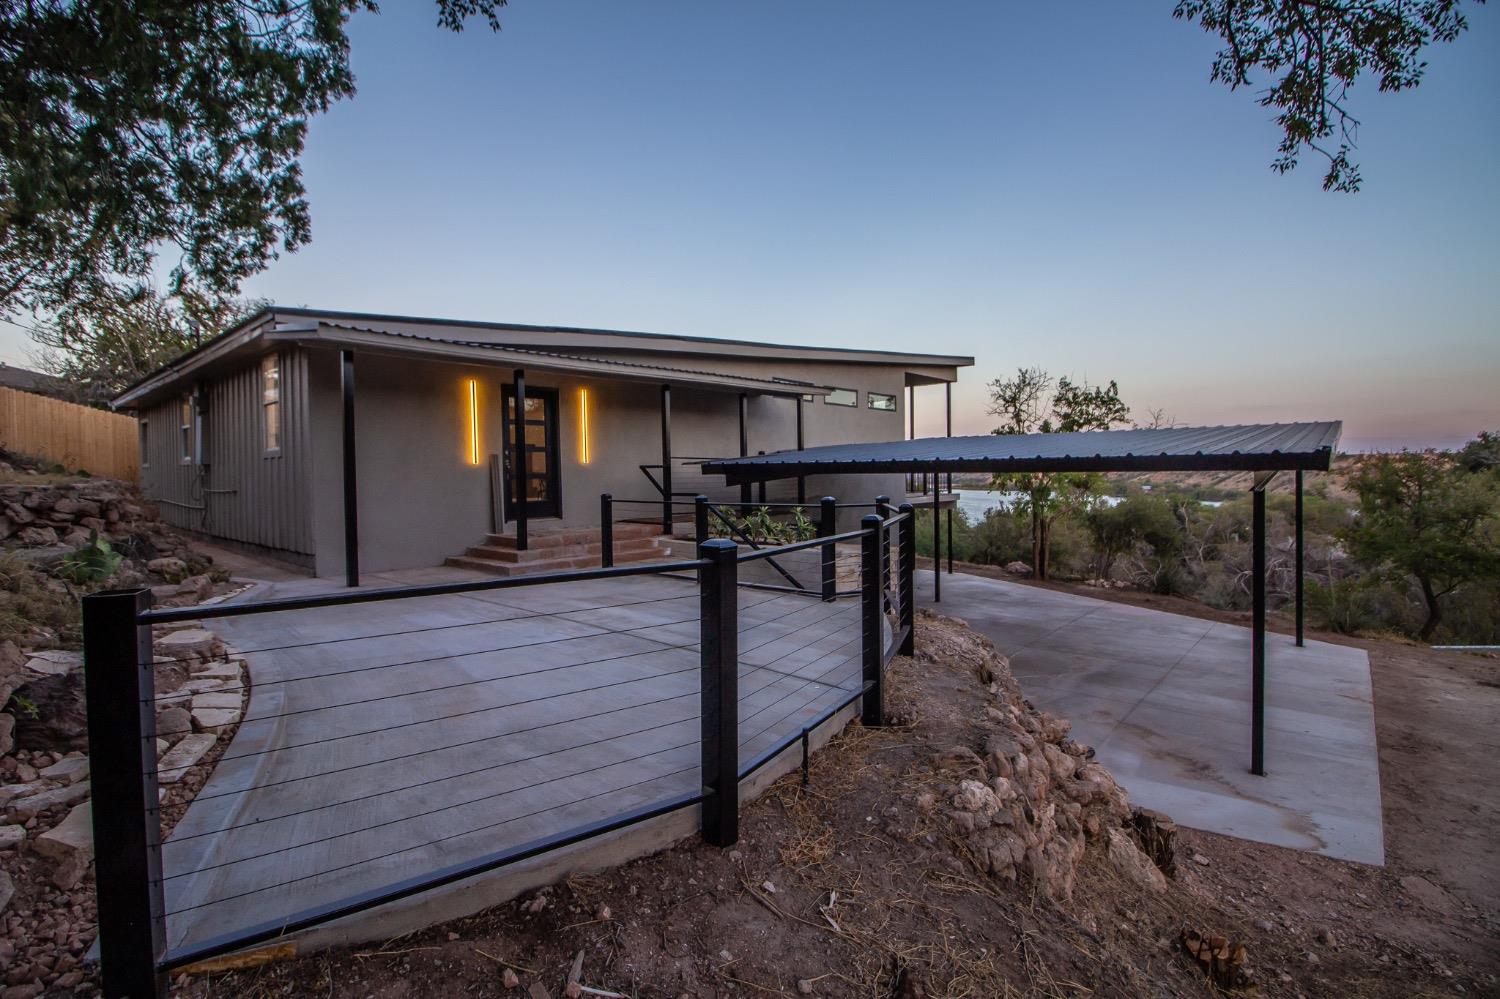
[162,567,864,952]
[917,569,1384,866]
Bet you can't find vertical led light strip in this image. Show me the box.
[578,387,591,464]
[467,378,480,465]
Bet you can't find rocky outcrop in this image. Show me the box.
[912,611,1156,902]
[0,481,154,549]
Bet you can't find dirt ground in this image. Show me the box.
[922,557,1500,918]
[166,601,1499,999]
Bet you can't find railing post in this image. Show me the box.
[600,493,614,568]
[694,495,710,546]
[819,496,837,602]
[660,384,673,536]
[82,588,167,999]
[699,538,739,847]
[898,503,916,656]
[860,514,886,728]
[512,368,528,552]
[875,494,891,609]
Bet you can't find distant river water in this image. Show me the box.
[953,489,1219,522]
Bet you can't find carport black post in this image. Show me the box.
[795,396,806,505]
[1295,469,1305,647]
[600,494,614,568]
[875,495,891,607]
[340,349,359,587]
[512,369,528,552]
[738,393,751,505]
[694,494,710,547]
[932,479,942,603]
[819,496,837,601]
[898,503,916,656]
[860,514,886,726]
[699,538,739,847]
[1252,481,1268,776]
[82,588,167,999]
[945,381,954,576]
[660,384,673,536]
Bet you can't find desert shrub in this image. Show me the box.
[708,506,816,545]
[50,530,123,585]
[0,552,81,646]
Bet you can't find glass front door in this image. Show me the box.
[502,385,561,519]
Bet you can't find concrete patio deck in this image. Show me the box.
[162,566,865,952]
[917,569,1384,866]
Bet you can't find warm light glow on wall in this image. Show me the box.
[578,387,591,464]
[467,379,480,465]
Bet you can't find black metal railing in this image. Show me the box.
[82,502,914,999]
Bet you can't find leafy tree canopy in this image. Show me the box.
[1174,0,1483,191]
[0,0,504,318]
[30,284,266,406]
[1343,443,1500,640]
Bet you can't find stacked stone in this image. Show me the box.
[0,482,157,548]
[914,611,1166,902]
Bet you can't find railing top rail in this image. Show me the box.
[139,557,710,625]
[735,525,869,563]
[882,510,912,527]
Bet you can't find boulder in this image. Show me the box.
[1106,827,1167,894]
[0,825,23,850]
[38,755,88,786]
[0,713,12,755]
[22,649,81,677]
[1003,561,1032,576]
[16,525,58,545]
[154,629,216,663]
[10,671,88,751]
[155,706,192,739]
[176,574,215,602]
[146,556,187,580]
[157,734,218,784]
[0,870,12,915]
[33,801,92,867]
[190,692,240,711]
[192,707,239,731]
[5,780,90,821]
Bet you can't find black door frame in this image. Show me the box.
[501,384,562,520]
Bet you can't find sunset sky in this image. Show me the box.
[3,1,1495,451]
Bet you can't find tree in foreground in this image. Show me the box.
[0,0,504,320]
[987,368,1131,580]
[30,286,265,407]
[1343,442,1500,640]
[1173,0,1483,192]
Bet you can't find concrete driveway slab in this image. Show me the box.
[918,569,1384,866]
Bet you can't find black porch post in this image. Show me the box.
[1295,469,1305,647]
[512,368,528,552]
[945,380,954,575]
[795,395,806,505]
[1251,484,1267,776]
[340,349,359,587]
[738,393,751,504]
[699,537,739,846]
[907,385,915,493]
[660,384,673,535]
[932,476,941,603]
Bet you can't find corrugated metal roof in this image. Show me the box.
[294,322,829,397]
[701,422,1342,481]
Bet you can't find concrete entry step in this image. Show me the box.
[483,521,662,550]
[445,522,672,576]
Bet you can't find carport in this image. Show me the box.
[702,422,1342,777]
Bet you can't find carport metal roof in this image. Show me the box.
[703,420,1344,781]
[700,422,1341,482]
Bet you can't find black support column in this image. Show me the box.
[660,384,673,535]
[945,381,953,575]
[512,368,527,552]
[795,395,806,505]
[1251,478,1268,776]
[341,349,359,587]
[1295,469,1305,647]
[932,475,941,603]
[738,393,751,504]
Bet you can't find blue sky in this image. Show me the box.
[4,1,1496,450]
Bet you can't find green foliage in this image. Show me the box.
[986,368,1131,579]
[0,552,81,646]
[1173,0,1479,192]
[708,506,816,546]
[32,286,266,405]
[1,0,505,319]
[1343,449,1500,640]
[1458,431,1500,474]
[51,530,124,586]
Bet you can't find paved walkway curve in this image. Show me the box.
[916,569,1384,866]
[161,569,867,952]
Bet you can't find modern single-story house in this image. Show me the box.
[112,307,972,580]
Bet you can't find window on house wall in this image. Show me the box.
[139,420,149,467]
[868,392,897,412]
[824,387,857,407]
[262,354,281,455]
[179,396,193,463]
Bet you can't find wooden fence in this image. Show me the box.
[0,386,139,481]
